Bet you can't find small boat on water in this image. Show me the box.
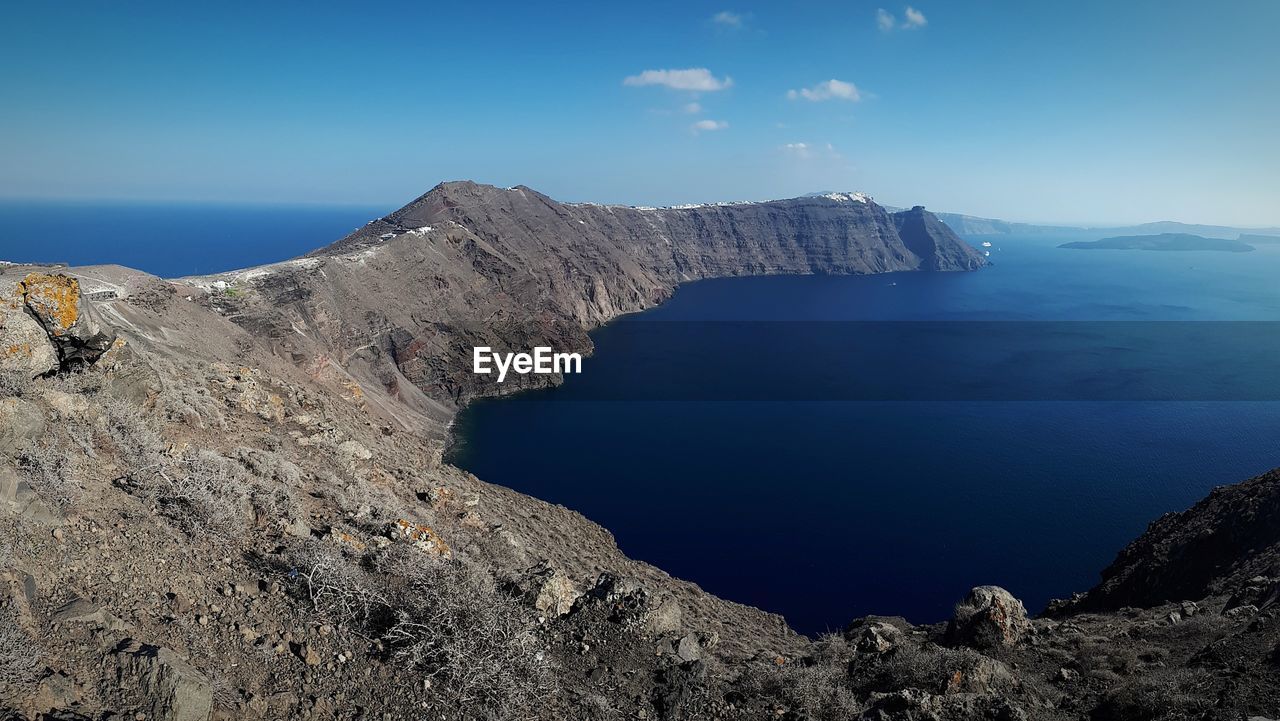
[981,241,993,247]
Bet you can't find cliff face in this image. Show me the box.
[236,182,978,412]
[334,181,984,284]
[1067,468,1280,612]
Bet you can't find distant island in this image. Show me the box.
[1239,233,1280,244]
[1059,232,1255,252]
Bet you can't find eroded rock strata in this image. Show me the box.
[1,184,1277,720]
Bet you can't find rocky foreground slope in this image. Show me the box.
[1,184,1278,720]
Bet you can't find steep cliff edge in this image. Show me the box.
[1066,468,1280,613]
[206,182,984,417]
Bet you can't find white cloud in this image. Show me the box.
[879,6,926,31]
[786,79,861,102]
[691,119,729,133]
[711,10,743,28]
[781,142,842,160]
[623,68,733,92]
[684,101,703,114]
[877,8,896,32]
[781,142,812,159]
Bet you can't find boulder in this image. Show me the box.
[946,586,1031,651]
[854,621,904,654]
[16,272,115,368]
[645,595,684,635]
[0,397,46,454]
[939,654,1016,695]
[675,633,706,662]
[0,464,62,525]
[51,597,126,631]
[0,308,58,377]
[520,562,581,618]
[118,643,213,721]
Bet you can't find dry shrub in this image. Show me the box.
[103,397,165,476]
[0,371,34,399]
[156,385,225,429]
[378,549,556,719]
[738,635,862,720]
[42,366,104,395]
[1092,668,1218,720]
[17,438,78,507]
[873,640,1007,694]
[293,545,555,720]
[159,450,252,537]
[326,470,406,527]
[297,548,386,631]
[234,447,303,487]
[100,396,249,536]
[0,602,40,697]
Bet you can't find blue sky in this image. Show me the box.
[2,1,1277,225]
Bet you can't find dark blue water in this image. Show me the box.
[451,236,1280,635]
[0,201,386,278]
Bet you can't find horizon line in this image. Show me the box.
[1,191,1276,233]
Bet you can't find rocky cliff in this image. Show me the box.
[192,182,984,420]
[2,184,1278,721]
[1064,468,1280,613]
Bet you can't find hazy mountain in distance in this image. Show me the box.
[837,197,1280,239]
[1059,232,1256,252]
[929,213,1280,239]
[1239,233,1280,244]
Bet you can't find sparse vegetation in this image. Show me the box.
[736,635,864,720]
[156,385,226,429]
[100,396,256,536]
[1093,669,1219,720]
[16,438,79,507]
[0,602,40,696]
[43,366,106,396]
[158,449,252,536]
[103,396,166,479]
[0,370,34,399]
[297,547,386,632]
[293,545,556,720]
[378,549,556,718]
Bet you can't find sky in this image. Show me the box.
[2,1,1277,226]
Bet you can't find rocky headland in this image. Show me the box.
[1,183,1278,720]
[1058,233,1256,252]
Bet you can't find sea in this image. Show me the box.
[449,232,1280,635]
[7,202,1280,636]
[0,200,384,277]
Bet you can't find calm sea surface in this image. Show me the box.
[0,201,385,277]
[451,234,1280,634]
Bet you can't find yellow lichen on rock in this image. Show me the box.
[333,531,367,551]
[2,343,33,359]
[340,378,364,402]
[19,273,81,335]
[392,519,451,558]
[0,275,60,375]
